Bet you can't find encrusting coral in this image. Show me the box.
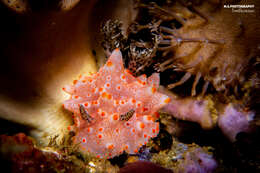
[63,49,170,158]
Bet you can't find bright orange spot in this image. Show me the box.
[125,145,129,150]
[91,88,96,93]
[62,104,65,108]
[73,80,78,84]
[62,87,65,91]
[102,92,107,98]
[115,100,120,105]
[113,114,119,121]
[117,86,121,90]
[107,94,112,100]
[142,81,146,85]
[132,129,135,133]
[121,75,126,79]
[107,61,113,67]
[99,87,103,92]
[139,122,145,129]
[131,99,136,104]
[101,111,106,116]
[84,102,88,107]
[138,80,143,84]
[107,144,114,150]
[99,128,103,132]
[151,87,156,93]
[156,124,159,131]
[82,80,86,83]
[125,69,132,75]
[106,83,110,87]
[88,79,93,83]
[87,93,91,97]
[92,100,98,105]
[74,95,79,99]
[116,128,119,133]
[144,134,147,138]
[121,100,125,105]
[67,126,71,131]
[147,115,152,121]
[152,129,156,133]
[97,155,100,158]
[78,74,82,78]
[134,149,138,153]
[164,97,171,104]
[142,74,147,78]
[87,128,91,132]
[142,107,148,112]
[98,134,102,139]
[137,103,141,107]
[82,138,86,143]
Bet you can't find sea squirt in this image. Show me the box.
[63,49,170,158]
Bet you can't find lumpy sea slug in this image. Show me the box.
[63,49,170,158]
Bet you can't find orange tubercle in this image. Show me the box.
[107,144,114,150]
[73,80,78,85]
[142,107,148,112]
[139,122,145,129]
[99,87,103,92]
[98,134,102,139]
[164,97,171,104]
[121,75,126,80]
[156,124,159,131]
[152,129,156,133]
[99,128,103,132]
[82,138,86,143]
[101,111,106,117]
[107,94,112,100]
[151,87,156,93]
[102,92,107,98]
[107,60,113,67]
[113,114,119,121]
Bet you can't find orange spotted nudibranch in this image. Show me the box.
[62,49,170,158]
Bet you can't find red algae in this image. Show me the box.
[63,49,170,158]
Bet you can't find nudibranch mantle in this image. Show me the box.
[63,49,170,158]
